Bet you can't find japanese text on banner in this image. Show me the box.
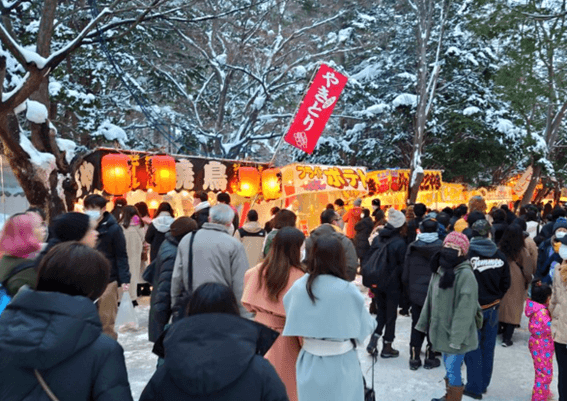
[284,64,348,154]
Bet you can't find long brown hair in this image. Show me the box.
[499,224,524,261]
[258,227,305,301]
[306,235,348,303]
[121,205,145,229]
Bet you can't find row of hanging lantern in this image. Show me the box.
[101,153,282,199]
[236,167,282,200]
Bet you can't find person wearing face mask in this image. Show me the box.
[416,232,481,401]
[536,217,567,285]
[170,204,250,317]
[371,198,381,219]
[462,219,510,399]
[83,194,131,341]
[402,217,443,371]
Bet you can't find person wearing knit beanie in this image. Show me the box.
[443,231,470,255]
[37,212,98,267]
[387,208,406,229]
[417,230,479,401]
[52,212,93,243]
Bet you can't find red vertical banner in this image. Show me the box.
[284,64,348,154]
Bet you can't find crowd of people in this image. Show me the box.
[0,193,566,401]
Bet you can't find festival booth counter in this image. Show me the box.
[365,169,515,210]
[73,148,278,222]
[280,163,368,233]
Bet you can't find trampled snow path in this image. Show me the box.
[121,278,560,401]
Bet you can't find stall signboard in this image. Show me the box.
[74,149,269,197]
[366,170,442,195]
[284,64,348,154]
[281,163,367,196]
[441,183,467,204]
[512,166,533,196]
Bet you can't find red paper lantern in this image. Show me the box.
[147,155,176,194]
[101,154,132,195]
[238,167,260,198]
[262,168,282,200]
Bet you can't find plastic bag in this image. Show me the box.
[115,292,139,332]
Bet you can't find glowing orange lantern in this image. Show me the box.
[101,154,132,195]
[262,168,282,200]
[147,155,176,194]
[237,167,260,198]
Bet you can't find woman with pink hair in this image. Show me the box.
[0,213,43,297]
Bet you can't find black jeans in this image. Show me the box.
[371,289,399,342]
[501,322,515,342]
[556,342,567,401]
[410,303,431,350]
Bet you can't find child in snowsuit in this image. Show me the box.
[525,280,554,401]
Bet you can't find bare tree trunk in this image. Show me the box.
[407,0,447,204]
[521,165,541,206]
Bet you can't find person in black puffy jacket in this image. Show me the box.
[141,282,288,401]
[148,217,197,342]
[0,242,132,401]
[354,208,374,264]
[366,208,408,359]
[402,217,443,371]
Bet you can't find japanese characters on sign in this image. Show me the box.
[284,64,348,154]
[77,151,268,197]
[292,164,367,192]
[366,170,442,195]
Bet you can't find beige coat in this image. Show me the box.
[499,246,537,325]
[549,262,567,344]
[122,224,145,301]
[233,221,266,268]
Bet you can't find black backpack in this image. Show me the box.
[362,237,394,291]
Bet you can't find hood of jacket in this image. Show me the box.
[310,223,342,238]
[163,313,278,396]
[0,289,102,370]
[469,237,498,257]
[153,213,175,233]
[409,239,443,261]
[240,221,263,234]
[164,232,180,247]
[194,201,210,214]
[525,298,547,319]
[378,223,400,239]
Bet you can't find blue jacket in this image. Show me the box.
[0,289,132,401]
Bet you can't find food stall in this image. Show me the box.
[365,169,444,209]
[73,148,277,222]
[280,163,368,233]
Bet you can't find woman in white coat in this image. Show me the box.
[283,235,376,401]
[121,205,146,304]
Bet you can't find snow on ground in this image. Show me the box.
[122,278,559,401]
